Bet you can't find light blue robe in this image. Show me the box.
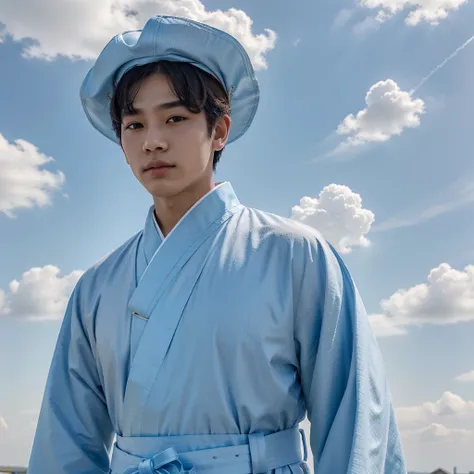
[28,182,406,474]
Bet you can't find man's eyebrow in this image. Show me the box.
[123,100,184,117]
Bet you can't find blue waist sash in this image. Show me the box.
[110,426,308,474]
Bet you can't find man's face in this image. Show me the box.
[120,73,225,198]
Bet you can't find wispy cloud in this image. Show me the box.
[374,176,474,232]
[352,16,382,36]
[411,34,474,94]
[334,8,354,28]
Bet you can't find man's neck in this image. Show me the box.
[153,180,217,237]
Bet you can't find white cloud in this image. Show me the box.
[403,423,474,443]
[396,392,474,430]
[455,370,474,383]
[291,184,375,254]
[0,133,65,218]
[335,80,425,151]
[368,313,407,337]
[334,8,355,27]
[370,263,474,335]
[383,263,474,324]
[358,0,470,25]
[352,16,383,35]
[0,0,276,70]
[398,394,474,470]
[0,265,83,321]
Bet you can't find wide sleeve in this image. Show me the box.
[293,237,406,474]
[28,279,115,473]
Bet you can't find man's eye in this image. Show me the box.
[167,116,186,124]
[125,122,142,130]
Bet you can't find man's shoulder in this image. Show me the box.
[240,205,328,246]
[77,230,142,290]
[238,205,341,273]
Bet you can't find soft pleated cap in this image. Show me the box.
[80,15,260,145]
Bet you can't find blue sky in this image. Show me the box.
[1,0,474,471]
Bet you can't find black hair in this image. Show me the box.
[109,61,231,170]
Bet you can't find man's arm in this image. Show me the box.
[28,280,114,473]
[294,236,406,473]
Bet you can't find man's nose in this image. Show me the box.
[142,127,169,153]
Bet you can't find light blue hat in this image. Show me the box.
[80,15,260,145]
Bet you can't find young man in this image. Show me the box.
[28,15,406,474]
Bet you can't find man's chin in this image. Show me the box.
[146,181,184,199]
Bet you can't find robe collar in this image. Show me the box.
[141,181,239,268]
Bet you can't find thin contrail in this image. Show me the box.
[410,34,474,94]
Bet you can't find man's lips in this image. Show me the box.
[143,161,175,172]
[144,164,175,177]
[145,165,174,170]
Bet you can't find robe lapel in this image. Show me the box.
[129,206,163,370]
[135,205,165,288]
[122,182,242,434]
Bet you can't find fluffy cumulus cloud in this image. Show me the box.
[291,184,375,254]
[358,0,470,25]
[0,0,276,70]
[382,263,474,324]
[370,263,474,336]
[0,133,65,217]
[0,265,83,321]
[336,80,425,150]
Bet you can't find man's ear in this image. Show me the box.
[213,115,231,151]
